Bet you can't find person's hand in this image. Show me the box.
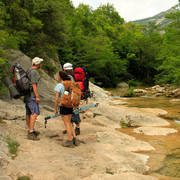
[55,110,58,116]
[36,97,40,104]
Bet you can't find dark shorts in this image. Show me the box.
[71,112,81,125]
[60,106,73,115]
[25,97,40,115]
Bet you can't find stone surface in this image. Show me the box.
[119,113,170,127]
[133,127,177,135]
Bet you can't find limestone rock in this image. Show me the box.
[133,127,177,135]
[96,131,155,152]
[119,113,170,127]
[170,99,180,103]
[134,89,147,93]
[116,82,129,88]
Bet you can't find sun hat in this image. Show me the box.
[63,63,73,70]
[32,57,43,65]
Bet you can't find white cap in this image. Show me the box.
[32,57,43,65]
[63,63,73,70]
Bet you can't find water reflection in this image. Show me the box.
[156,148,180,178]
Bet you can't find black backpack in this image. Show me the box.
[12,63,33,97]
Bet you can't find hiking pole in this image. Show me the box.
[44,103,99,128]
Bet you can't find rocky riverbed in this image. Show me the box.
[0,50,179,180]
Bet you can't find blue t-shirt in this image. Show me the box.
[54,83,65,99]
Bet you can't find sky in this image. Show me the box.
[71,0,178,21]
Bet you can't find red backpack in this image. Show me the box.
[74,67,92,101]
[74,67,85,91]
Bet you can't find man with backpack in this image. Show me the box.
[24,57,43,141]
[63,63,81,135]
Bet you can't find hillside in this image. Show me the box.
[133,4,179,29]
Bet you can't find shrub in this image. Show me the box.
[42,60,58,76]
[126,79,142,86]
[126,87,135,97]
[120,122,131,128]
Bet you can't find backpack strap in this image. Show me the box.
[26,68,35,75]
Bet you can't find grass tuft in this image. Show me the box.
[6,135,20,160]
[17,176,31,180]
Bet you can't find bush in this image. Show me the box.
[126,79,142,86]
[120,122,131,128]
[0,56,8,97]
[126,87,135,97]
[42,60,58,76]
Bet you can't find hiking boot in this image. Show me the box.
[62,140,74,148]
[27,132,40,141]
[75,127,80,136]
[63,130,67,134]
[73,137,80,146]
[28,130,40,136]
[33,130,40,136]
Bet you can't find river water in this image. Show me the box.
[107,88,180,180]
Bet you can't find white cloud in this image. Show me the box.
[71,0,178,21]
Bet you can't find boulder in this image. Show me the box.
[134,89,147,93]
[89,82,111,103]
[116,82,129,89]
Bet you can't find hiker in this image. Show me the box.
[54,70,79,147]
[63,63,81,136]
[24,57,43,141]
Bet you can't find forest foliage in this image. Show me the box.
[0,0,179,92]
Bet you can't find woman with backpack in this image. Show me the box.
[63,63,82,136]
[54,70,79,147]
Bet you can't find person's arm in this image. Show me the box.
[32,83,40,104]
[54,91,59,116]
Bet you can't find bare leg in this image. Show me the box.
[26,115,30,129]
[62,114,74,140]
[29,113,38,131]
[71,123,76,138]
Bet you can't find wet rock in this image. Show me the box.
[157,148,180,178]
[170,99,180,103]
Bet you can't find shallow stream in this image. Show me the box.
[107,88,180,180]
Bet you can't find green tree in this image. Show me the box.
[155,9,180,86]
[60,3,127,87]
